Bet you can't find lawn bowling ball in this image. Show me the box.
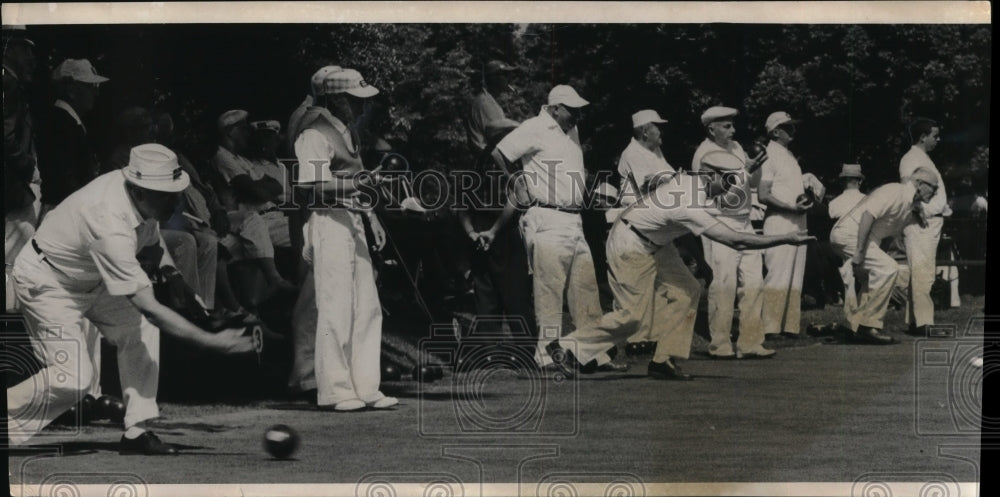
[748,141,767,159]
[263,424,300,459]
[52,404,79,426]
[80,394,97,423]
[415,365,436,383]
[796,193,814,208]
[106,397,126,423]
[381,364,402,382]
[380,153,409,172]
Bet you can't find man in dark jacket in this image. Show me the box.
[36,58,108,218]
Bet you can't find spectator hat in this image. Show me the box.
[251,120,281,133]
[323,68,379,98]
[632,109,667,128]
[122,144,190,193]
[310,65,342,95]
[765,111,798,132]
[699,151,745,171]
[52,58,109,84]
[217,109,249,130]
[700,106,738,125]
[839,164,865,179]
[548,85,589,108]
[485,60,516,74]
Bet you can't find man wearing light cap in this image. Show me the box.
[291,67,396,411]
[828,164,866,221]
[465,59,517,155]
[7,144,254,454]
[491,84,606,368]
[757,111,813,340]
[36,58,108,217]
[612,109,674,351]
[287,64,342,156]
[4,25,39,311]
[898,118,949,336]
[691,105,773,359]
[546,153,813,380]
[829,167,940,344]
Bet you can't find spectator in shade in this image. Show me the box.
[4,26,39,312]
[465,59,517,155]
[36,58,108,219]
[211,109,295,298]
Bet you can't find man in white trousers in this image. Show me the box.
[7,144,254,454]
[614,109,675,353]
[899,118,950,336]
[757,111,814,340]
[491,85,607,368]
[829,167,940,344]
[690,106,772,359]
[545,152,813,380]
[292,68,397,411]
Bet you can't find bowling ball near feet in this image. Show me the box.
[382,364,402,382]
[52,405,79,426]
[107,398,126,424]
[95,395,123,421]
[263,424,300,460]
[80,394,96,423]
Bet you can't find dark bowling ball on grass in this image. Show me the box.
[96,394,124,421]
[263,424,300,460]
[107,398,126,423]
[80,394,96,423]
[381,364,402,382]
[415,365,438,383]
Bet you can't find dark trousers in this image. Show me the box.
[468,224,537,340]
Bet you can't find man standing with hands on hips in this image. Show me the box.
[899,118,949,337]
[757,111,813,341]
[7,144,255,454]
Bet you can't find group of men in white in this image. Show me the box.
[5,54,959,455]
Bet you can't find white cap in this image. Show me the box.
[632,109,667,128]
[217,109,249,130]
[765,111,798,132]
[122,144,190,193]
[699,151,745,171]
[547,85,589,108]
[52,59,109,84]
[700,106,738,125]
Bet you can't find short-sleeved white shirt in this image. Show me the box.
[617,138,675,207]
[32,171,157,296]
[621,173,720,247]
[899,146,948,217]
[835,182,917,243]
[760,141,805,206]
[496,108,587,208]
[691,138,753,219]
[828,188,866,220]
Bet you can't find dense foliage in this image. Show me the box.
[22,23,990,192]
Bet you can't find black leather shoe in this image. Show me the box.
[545,341,579,378]
[119,431,179,455]
[647,359,693,381]
[579,358,630,374]
[853,326,898,345]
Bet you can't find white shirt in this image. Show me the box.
[621,173,720,247]
[33,171,161,296]
[617,138,674,207]
[496,107,587,208]
[761,141,805,207]
[828,188,866,220]
[690,138,753,219]
[293,111,367,210]
[834,182,918,243]
[899,145,949,217]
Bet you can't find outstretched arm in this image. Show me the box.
[702,222,814,251]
